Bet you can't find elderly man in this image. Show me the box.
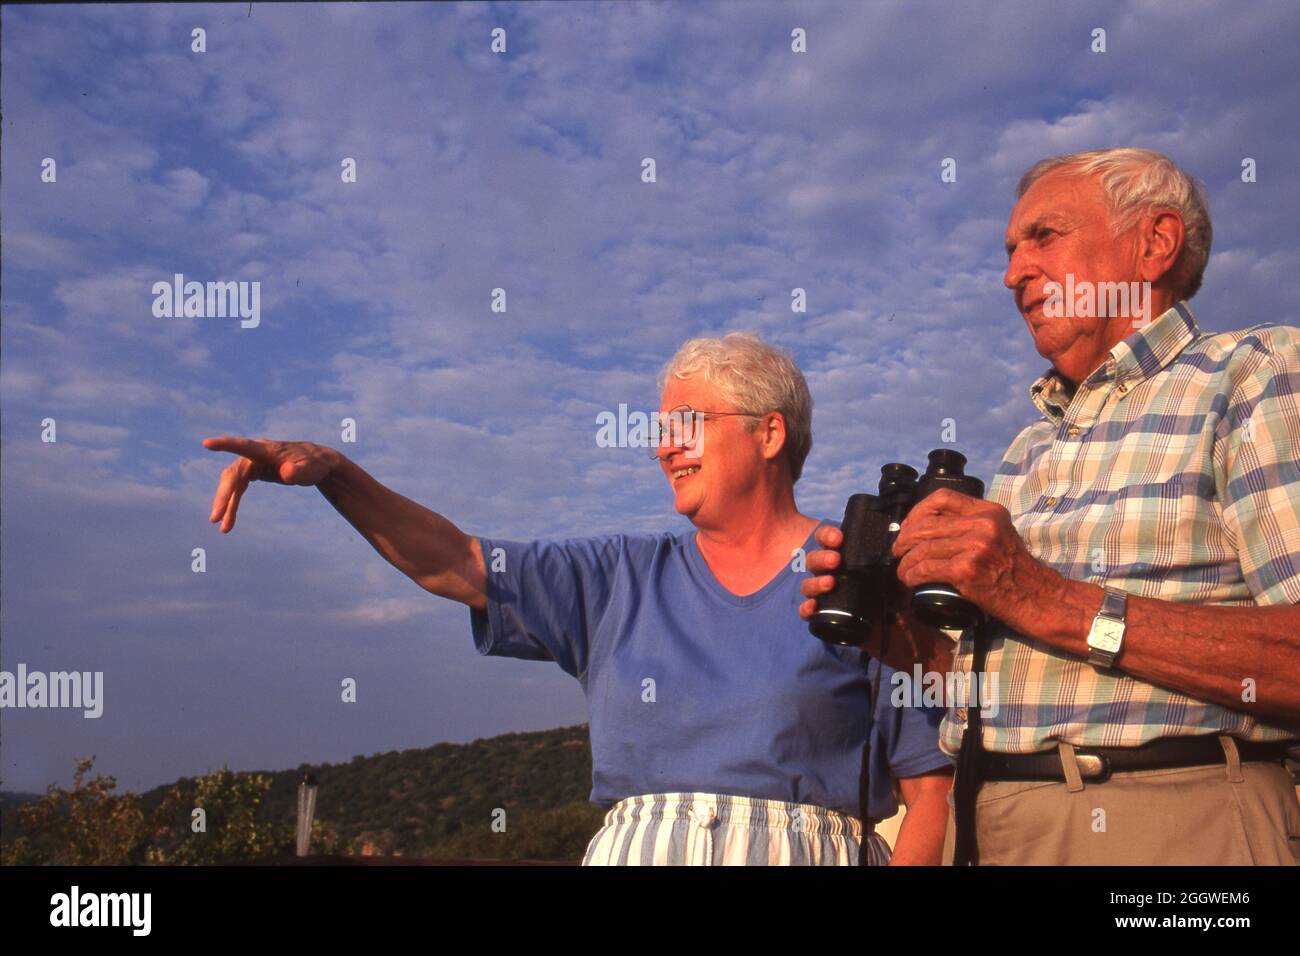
[802,147,1300,865]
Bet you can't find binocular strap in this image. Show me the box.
[857,627,886,866]
[951,617,993,865]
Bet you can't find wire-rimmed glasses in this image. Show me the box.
[648,404,763,459]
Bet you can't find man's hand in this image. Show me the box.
[203,436,339,533]
[892,488,1065,637]
[799,524,954,674]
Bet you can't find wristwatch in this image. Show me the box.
[1086,586,1128,669]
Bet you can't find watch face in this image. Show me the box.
[1089,618,1124,653]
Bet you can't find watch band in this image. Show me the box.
[1086,586,1128,669]
[1099,585,1127,619]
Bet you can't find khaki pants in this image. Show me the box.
[942,738,1300,865]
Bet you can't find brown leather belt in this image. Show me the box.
[981,736,1292,784]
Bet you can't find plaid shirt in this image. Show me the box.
[940,302,1300,755]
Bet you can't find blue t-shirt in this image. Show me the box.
[468,522,950,820]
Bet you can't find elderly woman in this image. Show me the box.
[203,332,952,865]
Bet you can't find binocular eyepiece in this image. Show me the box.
[808,449,985,646]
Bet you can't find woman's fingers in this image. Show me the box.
[222,466,253,533]
[814,524,843,548]
[202,435,278,466]
[209,461,242,524]
[800,525,846,616]
[203,437,332,532]
[799,573,837,600]
[209,457,258,532]
[799,531,847,617]
[804,547,841,575]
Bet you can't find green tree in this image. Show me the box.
[147,768,288,864]
[4,756,150,865]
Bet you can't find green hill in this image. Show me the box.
[2,724,607,862]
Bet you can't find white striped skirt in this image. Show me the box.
[581,792,892,866]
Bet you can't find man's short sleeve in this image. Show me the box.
[469,536,622,680]
[1218,327,1300,605]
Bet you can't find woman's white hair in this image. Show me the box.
[658,331,814,482]
[1017,147,1213,299]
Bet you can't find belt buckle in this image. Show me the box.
[1075,753,1111,783]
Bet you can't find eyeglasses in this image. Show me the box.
[648,404,764,459]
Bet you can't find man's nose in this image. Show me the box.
[1004,248,1033,293]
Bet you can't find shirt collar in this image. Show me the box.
[1029,301,1201,424]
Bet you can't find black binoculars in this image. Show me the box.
[808,448,985,646]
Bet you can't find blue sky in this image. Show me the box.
[3,0,1298,793]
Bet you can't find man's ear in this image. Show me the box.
[1138,210,1185,285]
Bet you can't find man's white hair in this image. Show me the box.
[658,331,814,482]
[1017,147,1213,299]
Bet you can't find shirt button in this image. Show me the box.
[1045,496,1058,507]
[1117,383,1129,394]
[1067,426,1081,438]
